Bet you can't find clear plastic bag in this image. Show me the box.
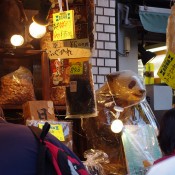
[82,70,162,175]
[66,58,97,118]
[106,70,146,108]
[50,86,66,106]
[83,149,109,175]
[0,66,36,105]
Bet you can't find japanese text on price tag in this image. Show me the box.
[38,123,65,141]
[157,50,175,89]
[53,10,75,41]
[70,62,83,75]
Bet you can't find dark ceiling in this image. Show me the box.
[0,0,169,48]
[23,0,169,47]
[119,0,171,46]
[119,0,171,9]
[23,0,40,10]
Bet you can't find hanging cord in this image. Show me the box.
[58,0,63,12]
[106,82,124,118]
[66,0,69,11]
[58,0,69,12]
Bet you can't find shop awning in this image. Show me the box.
[139,6,171,34]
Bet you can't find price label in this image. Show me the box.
[38,123,65,141]
[157,50,175,89]
[70,62,83,75]
[53,10,75,41]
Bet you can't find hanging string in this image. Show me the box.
[106,82,124,119]
[58,0,63,12]
[66,0,69,11]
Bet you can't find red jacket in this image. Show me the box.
[154,153,175,165]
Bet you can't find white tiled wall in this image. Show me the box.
[92,0,116,90]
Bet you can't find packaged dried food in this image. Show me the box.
[50,58,70,87]
[0,66,36,105]
[66,58,97,118]
[83,149,109,175]
[50,86,66,106]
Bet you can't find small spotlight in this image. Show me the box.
[10,35,24,47]
[29,22,46,39]
[111,119,124,133]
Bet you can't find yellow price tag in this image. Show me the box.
[38,123,65,141]
[144,63,154,85]
[157,50,175,89]
[70,62,83,75]
[53,10,75,41]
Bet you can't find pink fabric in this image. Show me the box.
[45,141,62,175]
[154,153,175,165]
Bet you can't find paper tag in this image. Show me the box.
[41,34,91,59]
[157,50,175,89]
[53,10,75,41]
[38,124,65,141]
[47,101,53,108]
[70,81,77,92]
[70,62,83,75]
[48,108,54,115]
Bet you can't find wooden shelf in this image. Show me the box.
[0,48,44,57]
[1,104,66,111]
[0,49,66,114]
[54,105,66,111]
[1,105,22,110]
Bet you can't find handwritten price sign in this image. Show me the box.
[70,62,83,75]
[157,50,175,89]
[41,33,91,59]
[53,10,75,41]
[38,123,65,141]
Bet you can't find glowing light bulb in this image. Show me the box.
[29,22,46,39]
[111,119,123,133]
[10,35,24,46]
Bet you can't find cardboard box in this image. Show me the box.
[23,100,56,121]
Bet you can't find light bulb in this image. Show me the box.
[10,35,24,46]
[111,119,123,133]
[29,22,46,39]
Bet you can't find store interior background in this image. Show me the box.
[0,0,173,164]
[116,0,173,123]
[0,0,173,126]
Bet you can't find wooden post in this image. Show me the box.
[41,51,50,100]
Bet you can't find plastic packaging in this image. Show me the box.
[83,149,109,175]
[49,58,70,106]
[50,59,70,87]
[106,70,146,108]
[82,70,162,175]
[50,86,66,106]
[0,66,36,105]
[66,58,97,118]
